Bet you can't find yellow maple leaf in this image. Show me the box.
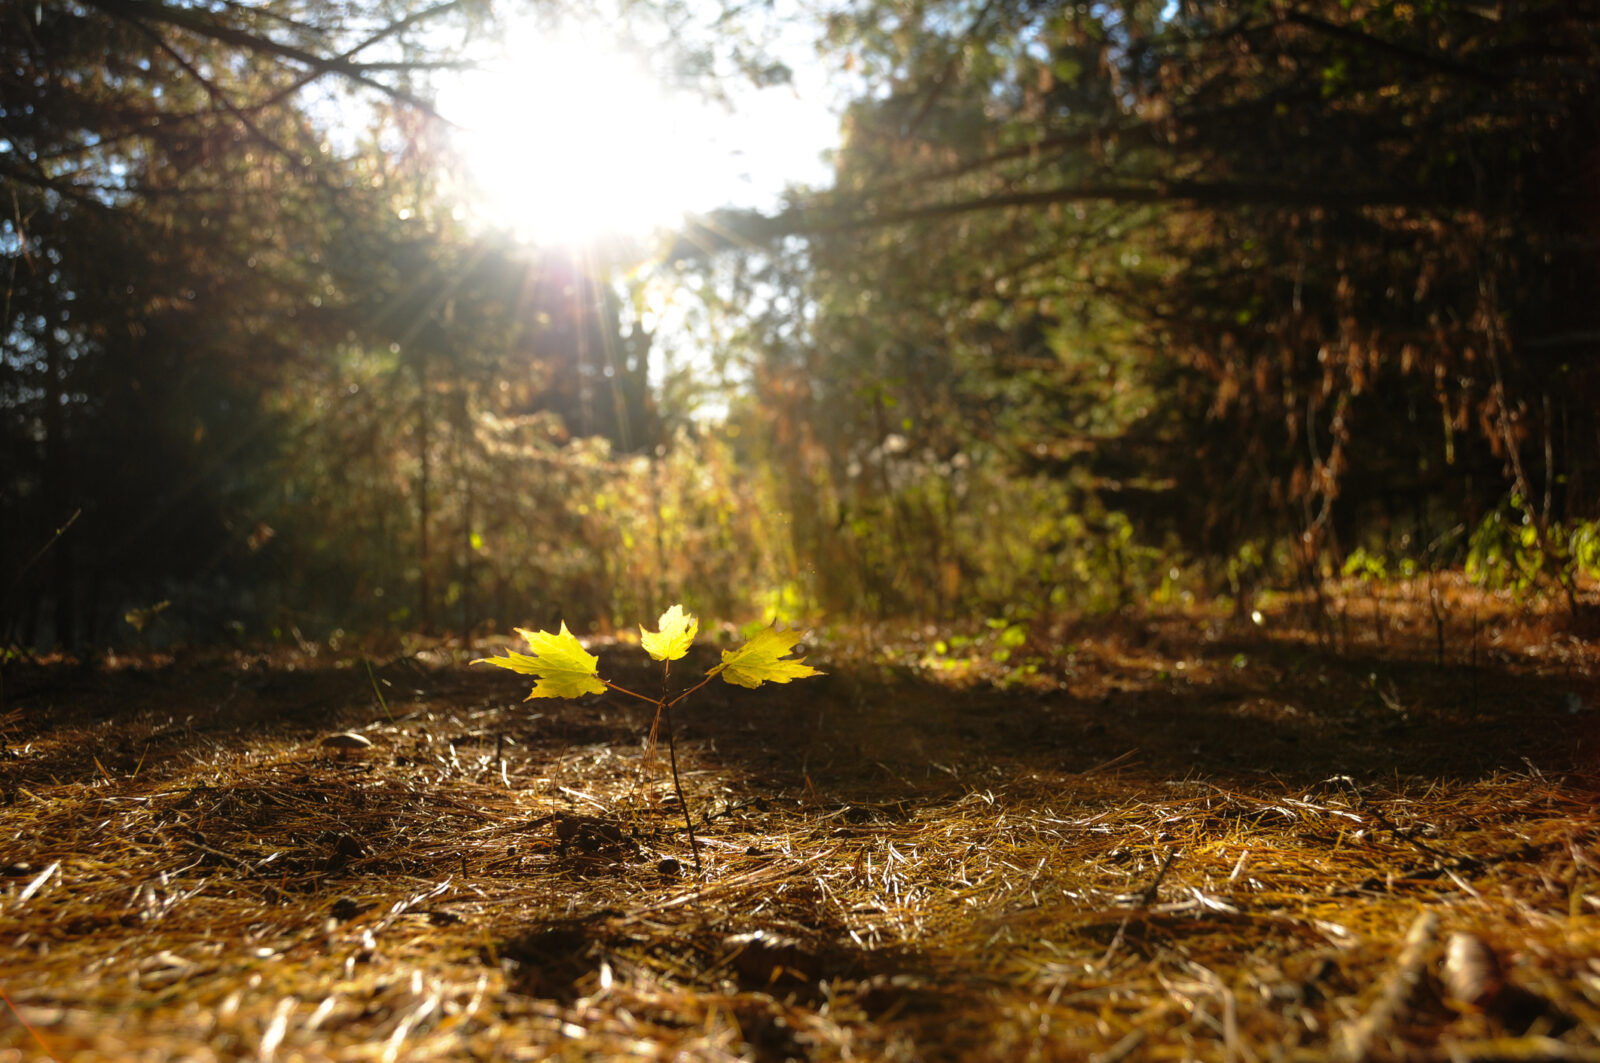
[475,622,607,699]
[641,604,698,662]
[710,627,822,689]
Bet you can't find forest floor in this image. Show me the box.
[1,578,1598,1062]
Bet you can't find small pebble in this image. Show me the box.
[319,732,373,758]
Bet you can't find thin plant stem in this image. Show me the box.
[666,676,714,709]
[661,695,700,875]
[364,658,394,722]
[602,679,660,705]
[605,667,705,875]
[603,678,664,754]
[661,660,701,876]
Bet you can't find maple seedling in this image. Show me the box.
[475,605,821,874]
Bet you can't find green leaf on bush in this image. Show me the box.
[475,622,607,699]
[710,627,822,688]
[641,604,698,662]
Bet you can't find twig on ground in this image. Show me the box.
[1333,909,1440,1063]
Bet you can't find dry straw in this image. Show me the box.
[1,585,1597,1060]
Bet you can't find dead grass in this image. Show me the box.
[1,583,1598,1061]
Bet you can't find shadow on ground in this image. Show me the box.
[3,623,1594,802]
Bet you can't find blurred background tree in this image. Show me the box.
[0,0,680,646]
[4,0,1596,649]
[691,0,1600,617]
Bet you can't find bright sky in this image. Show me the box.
[435,20,841,247]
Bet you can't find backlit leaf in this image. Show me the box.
[710,627,822,688]
[641,604,697,662]
[475,622,606,699]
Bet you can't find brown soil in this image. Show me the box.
[1,581,1597,1061]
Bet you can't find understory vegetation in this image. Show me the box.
[4,0,1599,647]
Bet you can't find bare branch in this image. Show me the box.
[1281,9,1502,88]
[732,179,1450,244]
[78,0,455,119]
[127,18,306,174]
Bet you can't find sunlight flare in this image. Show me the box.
[437,22,836,247]
[440,27,690,243]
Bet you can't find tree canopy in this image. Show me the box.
[685,0,1600,613]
